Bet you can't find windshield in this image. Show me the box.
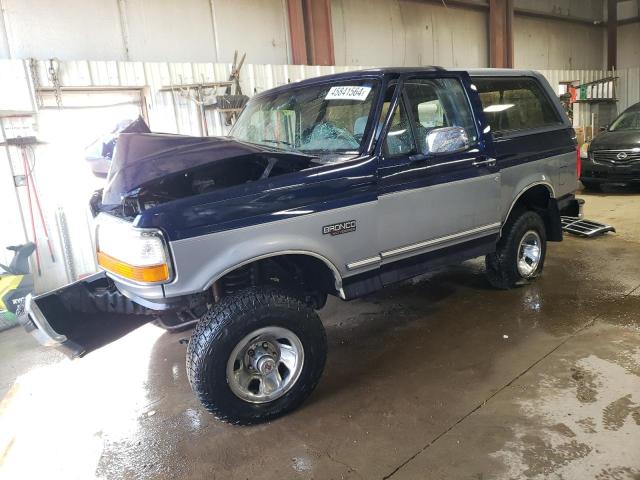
[230,80,379,156]
[609,111,640,131]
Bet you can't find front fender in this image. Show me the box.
[162,204,378,298]
[166,231,344,298]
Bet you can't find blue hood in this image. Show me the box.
[102,134,296,206]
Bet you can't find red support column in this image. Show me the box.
[286,0,334,66]
[287,0,308,65]
[302,0,335,66]
[489,0,513,68]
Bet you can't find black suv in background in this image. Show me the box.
[582,102,640,191]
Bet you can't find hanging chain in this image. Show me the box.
[28,58,43,109]
[47,58,62,108]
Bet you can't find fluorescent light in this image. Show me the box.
[388,129,407,136]
[484,104,515,113]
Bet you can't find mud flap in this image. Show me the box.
[22,272,155,358]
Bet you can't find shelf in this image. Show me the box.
[573,99,617,104]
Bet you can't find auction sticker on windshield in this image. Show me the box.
[325,86,371,101]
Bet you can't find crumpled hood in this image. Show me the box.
[102,134,287,206]
[590,130,640,151]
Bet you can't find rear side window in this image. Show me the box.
[472,77,562,136]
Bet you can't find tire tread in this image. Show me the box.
[186,286,326,425]
[485,209,546,290]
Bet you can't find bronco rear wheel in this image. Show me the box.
[186,286,327,425]
[485,209,547,289]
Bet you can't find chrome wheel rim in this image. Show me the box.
[226,326,304,404]
[517,230,542,278]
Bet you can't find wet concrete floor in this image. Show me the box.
[1,190,639,479]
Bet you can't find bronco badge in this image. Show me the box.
[323,220,356,236]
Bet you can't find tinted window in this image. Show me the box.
[473,77,562,136]
[403,78,477,152]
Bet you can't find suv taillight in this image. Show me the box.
[576,145,581,179]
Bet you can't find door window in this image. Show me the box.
[403,78,477,153]
[383,90,416,157]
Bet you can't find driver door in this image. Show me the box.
[377,74,501,267]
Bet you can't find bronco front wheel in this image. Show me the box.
[186,286,327,425]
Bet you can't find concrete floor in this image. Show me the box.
[1,188,639,480]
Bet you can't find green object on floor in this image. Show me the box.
[0,309,18,332]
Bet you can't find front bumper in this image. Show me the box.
[21,272,155,358]
[581,157,640,183]
[21,294,85,358]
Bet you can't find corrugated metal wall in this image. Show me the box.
[4,60,639,127]
[1,59,639,293]
[25,60,375,137]
[20,60,640,135]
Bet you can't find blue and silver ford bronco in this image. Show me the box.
[23,68,581,424]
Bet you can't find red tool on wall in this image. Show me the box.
[19,146,55,276]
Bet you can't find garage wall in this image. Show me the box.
[514,0,605,71]
[331,0,608,70]
[0,0,291,64]
[513,17,605,69]
[331,0,489,68]
[1,0,620,71]
[618,23,640,68]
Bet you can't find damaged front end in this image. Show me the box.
[23,76,376,356]
[22,273,157,358]
[24,132,321,357]
[93,132,317,219]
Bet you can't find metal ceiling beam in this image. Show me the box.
[416,0,607,27]
[412,0,489,13]
[619,15,640,25]
[514,7,604,26]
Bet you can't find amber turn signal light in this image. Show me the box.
[97,251,170,283]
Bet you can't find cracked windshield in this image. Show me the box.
[230,81,379,159]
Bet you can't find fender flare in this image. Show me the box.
[503,181,556,224]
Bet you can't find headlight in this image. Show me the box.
[96,215,171,284]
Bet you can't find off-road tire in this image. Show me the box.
[485,209,547,289]
[186,286,327,425]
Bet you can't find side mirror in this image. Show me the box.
[599,125,608,133]
[424,126,470,155]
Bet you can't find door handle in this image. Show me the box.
[472,158,496,167]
